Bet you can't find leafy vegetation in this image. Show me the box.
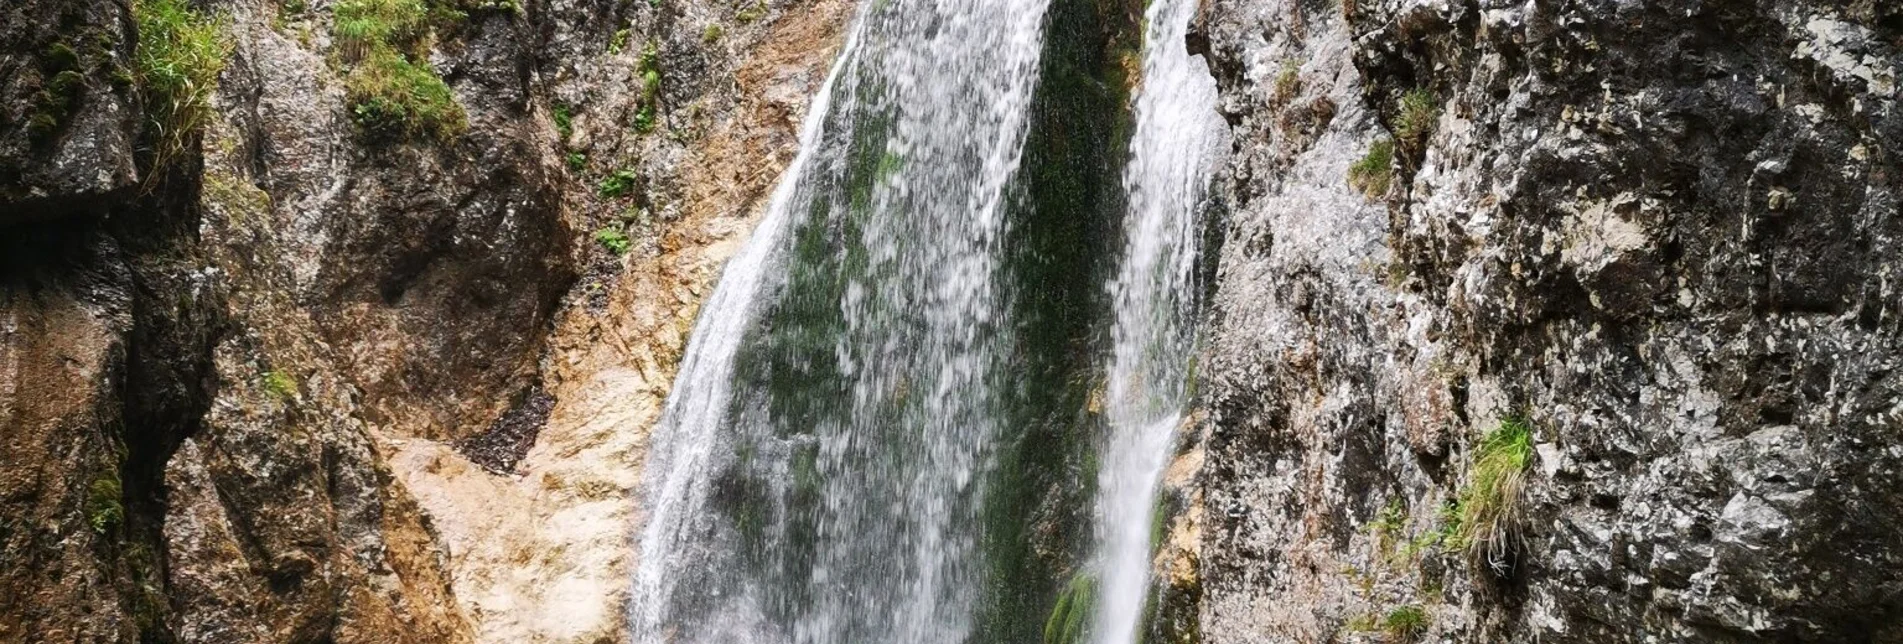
[134,0,231,172]
[553,103,574,139]
[597,168,637,198]
[609,28,631,54]
[1346,137,1394,198]
[1454,416,1535,568]
[594,226,631,255]
[87,471,124,534]
[565,151,587,171]
[633,41,661,133]
[333,0,467,141]
[702,23,724,43]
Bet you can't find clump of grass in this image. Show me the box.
[1393,87,1438,148]
[1383,605,1428,640]
[702,23,724,43]
[334,0,467,142]
[597,168,637,198]
[594,226,631,255]
[1346,137,1394,198]
[1270,61,1300,106]
[134,0,231,173]
[263,369,297,399]
[1043,573,1097,644]
[1453,416,1534,569]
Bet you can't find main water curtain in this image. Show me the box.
[629,0,1057,639]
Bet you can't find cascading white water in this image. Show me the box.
[1088,0,1224,639]
[628,0,1053,638]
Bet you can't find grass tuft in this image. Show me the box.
[334,0,466,142]
[1453,416,1534,570]
[134,0,231,174]
[1383,605,1428,640]
[1393,87,1438,148]
[1346,137,1393,198]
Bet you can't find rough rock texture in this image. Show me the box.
[0,0,850,638]
[0,0,141,218]
[1191,0,1901,641]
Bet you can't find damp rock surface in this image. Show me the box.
[1191,0,1902,641]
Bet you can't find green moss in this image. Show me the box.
[1346,137,1393,198]
[702,23,724,43]
[1452,416,1534,567]
[1044,573,1097,644]
[134,0,231,170]
[263,369,297,399]
[594,226,631,255]
[1383,605,1428,640]
[87,472,124,535]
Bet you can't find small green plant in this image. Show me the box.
[594,226,632,255]
[631,41,661,133]
[632,105,656,133]
[1383,605,1428,640]
[736,0,766,22]
[1454,416,1535,569]
[1368,497,1405,556]
[1346,137,1394,198]
[702,23,724,43]
[597,168,637,198]
[87,472,124,535]
[553,103,573,139]
[1393,88,1438,147]
[134,0,231,173]
[565,151,587,171]
[608,28,630,54]
[1043,573,1097,644]
[263,369,297,399]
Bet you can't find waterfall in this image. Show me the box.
[1087,0,1225,639]
[628,0,1055,638]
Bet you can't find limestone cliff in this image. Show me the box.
[1187,0,1901,641]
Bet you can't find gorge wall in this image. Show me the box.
[1187,0,1902,641]
[1,0,1898,641]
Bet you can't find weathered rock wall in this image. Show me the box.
[0,0,849,639]
[1190,0,1900,641]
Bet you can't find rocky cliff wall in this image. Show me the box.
[0,0,847,639]
[1189,0,1901,641]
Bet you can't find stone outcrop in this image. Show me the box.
[1190,0,1901,641]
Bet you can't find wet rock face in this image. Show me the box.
[0,0,140,218]
[1194,0,1900,641]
